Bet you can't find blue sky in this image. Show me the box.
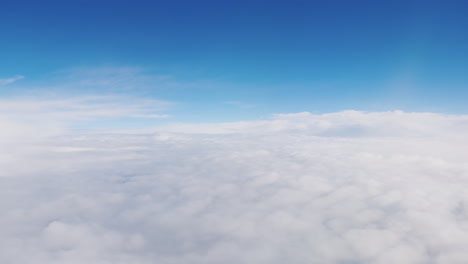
[1,0,468,126]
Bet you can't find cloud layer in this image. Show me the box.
[2,111,468,263]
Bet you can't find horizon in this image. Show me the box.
[2,0,468,129]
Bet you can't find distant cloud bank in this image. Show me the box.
[2,111,468,263]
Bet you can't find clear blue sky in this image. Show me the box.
[1,0,468,123]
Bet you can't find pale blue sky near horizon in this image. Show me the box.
[1,0,468,126]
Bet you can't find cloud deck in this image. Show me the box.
[2,111,468,263]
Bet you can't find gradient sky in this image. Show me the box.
[1,0,468,125]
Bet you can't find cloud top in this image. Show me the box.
[157,110,468,138]
[2,111,468,263]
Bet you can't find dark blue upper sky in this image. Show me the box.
[1,0,468,122]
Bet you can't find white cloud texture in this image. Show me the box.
[2,111,468,263]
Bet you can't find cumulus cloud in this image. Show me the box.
[0,75,24,85]
[2,111,468,263]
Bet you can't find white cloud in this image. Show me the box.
[2,111,468,263]
[0,75,24,85]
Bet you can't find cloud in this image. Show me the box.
[0,75,24,85]
[155,110,468,137]
[2,111,468,263]
[225,101,256,109]
[0,95,171,124]
[59,66,161,91]
[44,66,214,93]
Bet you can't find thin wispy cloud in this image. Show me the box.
[0,96,171,123]
[45,66,218,94]
[0,67,175,132]
[0,75,24,86]
[225,101,256,109]
[61,67,159,91]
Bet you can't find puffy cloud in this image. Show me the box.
[2,111,468,263]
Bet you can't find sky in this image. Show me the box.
[3,1,468,263]
[1,0,468,126]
